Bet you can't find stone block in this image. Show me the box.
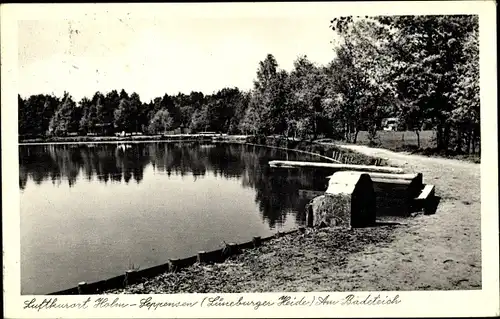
[306,172,376,228]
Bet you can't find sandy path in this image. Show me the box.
[331,144,481,290]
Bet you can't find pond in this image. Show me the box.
[19,142,332,294]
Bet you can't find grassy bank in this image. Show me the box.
[317,131,480,164]
[357,130,436,150]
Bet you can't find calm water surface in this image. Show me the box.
[20,142,331,294]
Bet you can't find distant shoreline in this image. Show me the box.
[18,134,251,145]
[18,135,387,167]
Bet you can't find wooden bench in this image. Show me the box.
[327,172,421,184]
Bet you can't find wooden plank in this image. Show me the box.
[327,172,419,181]
[417,184,435,200]
[268,160,404,174]
[372,178,414,185]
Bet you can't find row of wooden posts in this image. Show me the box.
[53,227,308,295]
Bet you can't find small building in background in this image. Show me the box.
[381,117,400,131]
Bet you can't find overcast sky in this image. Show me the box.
[12,1,485,103]
[18,14,338,102]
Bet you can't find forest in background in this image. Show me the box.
[18,15,480,154]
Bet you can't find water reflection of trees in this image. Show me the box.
[19,144,149,188]
[19,143,330,228]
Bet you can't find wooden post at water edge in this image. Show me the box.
[77,282,87,294]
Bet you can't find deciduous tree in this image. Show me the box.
[148,109,173,134]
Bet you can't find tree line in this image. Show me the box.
[19,15,479,154]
